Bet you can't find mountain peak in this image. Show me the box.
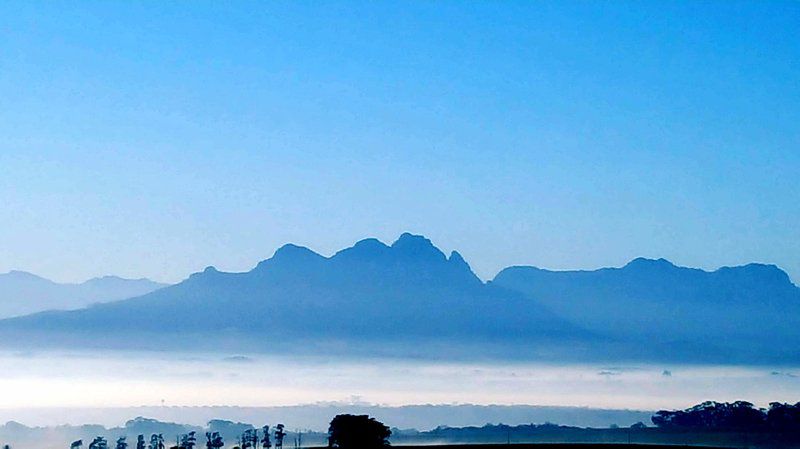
[254,243,326,272]
[448,250,467,265]
[624,257,677,270]
[391,233,446,260]
[272,243,324,260]
[448,250,482,285]
[2,270,48,281]
[717,263,794,287]
[333,238,390,260]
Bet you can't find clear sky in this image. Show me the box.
[0,1,798,284]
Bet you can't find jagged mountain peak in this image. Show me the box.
[448,250,467,265]
[391,233,446,261]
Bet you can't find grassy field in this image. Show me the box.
[308,445,735,449]
[392,445,733,449]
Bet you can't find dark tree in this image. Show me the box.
[260,426,271,449]
[71,441,83,449]
[136,436,146,449]
[328,414,391,449]
[652,401,765,430]
[149,434,165,449]
[178,431,196,449]
[89,437,108,449]
[116,437,128,449]
[767,402,800,431]
[241,429,258,449]
[205,432,224,449]
[274,424,286,449]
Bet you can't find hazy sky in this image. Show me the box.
[1,1,798,284]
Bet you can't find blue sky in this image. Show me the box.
[0,1,798,283]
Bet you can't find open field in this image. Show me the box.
[316,443,736,449]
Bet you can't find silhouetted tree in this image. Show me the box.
[116,437,128,449]
[274,424,286,449]
[652,401,765,430]
[71,441,83,449]
[328,414,391,449]
[149,434,165,449]
[260,426,271,449]
[136,436,146,449]
[205,432,224,449]
[243,428,260,448]
[767,402,800,431]
[176,431,196,449]
[89,437,108,449]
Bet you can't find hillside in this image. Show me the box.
[493,258,800,358]
[0,271,167,318]
[1,234,797,362]
[0,234,581,355]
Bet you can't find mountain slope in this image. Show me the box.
[0,271,168,318]
[492,258,800,343]
[3,239,797,362]
[0,234,581,354]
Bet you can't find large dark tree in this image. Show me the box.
[652,401,765,430]
[89,437,108,449]
[767,402,800,431]
[328,414,391,449]
[205,432,224,449]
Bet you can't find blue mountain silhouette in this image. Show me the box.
[493,258,800,359]
[1,234,797,362]
[0,270,167,318]
[0,234,579,355]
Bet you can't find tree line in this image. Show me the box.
[65,423,289,449]
[653,401,800,431]
[2,414,390,449]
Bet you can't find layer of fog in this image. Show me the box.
[0,350,797,428]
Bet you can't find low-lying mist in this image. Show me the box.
[0,350,797,427]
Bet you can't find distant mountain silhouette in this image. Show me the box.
[493,258,800,357]
[0,235,797,362]
[0,234,581,354]
[0,271,167,318]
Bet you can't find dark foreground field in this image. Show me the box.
[388,426,800,449]
[392,446,729,449]
[313,445,734,449]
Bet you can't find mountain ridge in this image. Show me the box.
[492,257,800,343]
[0,270,168,318]
[0,233,579,354]
[0,234,796,363]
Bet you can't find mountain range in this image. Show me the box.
[0,233,797,363]
[0,271,167,318]
[493,258,800,342]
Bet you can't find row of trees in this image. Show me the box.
[68,424,289,449]
[58,415,391,449]
[653,401,800,431]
